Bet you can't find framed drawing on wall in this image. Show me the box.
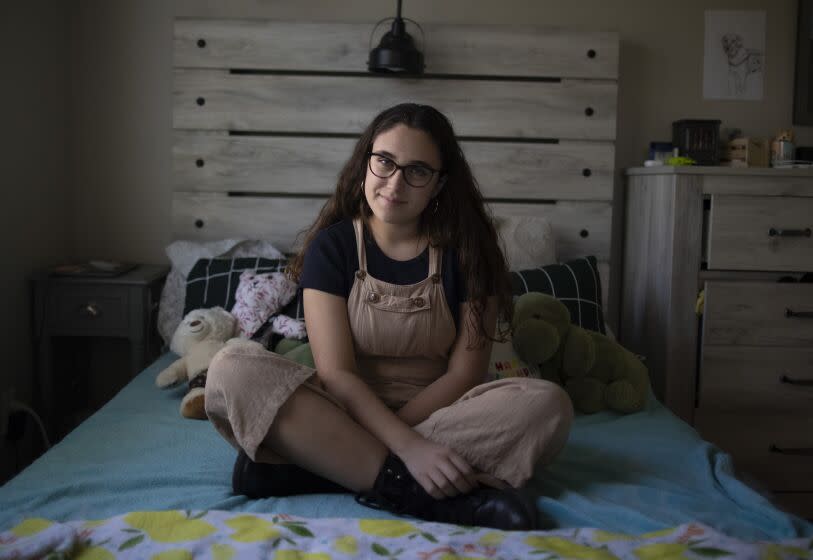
[794,0,813,124]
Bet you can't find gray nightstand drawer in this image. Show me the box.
[48,285,130,336]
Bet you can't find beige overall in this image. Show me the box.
[205,219,573,487]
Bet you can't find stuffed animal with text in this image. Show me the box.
[155,307,263,419]
[511,292,650,414]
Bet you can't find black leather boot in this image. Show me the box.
[356,453,537,530]
[232,451,347,498]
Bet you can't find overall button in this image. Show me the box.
[356,270,367,279]
[430,273,440,283]
[367,292,380,303]
[411,296,425,308]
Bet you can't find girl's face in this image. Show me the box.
[364,124,444,228]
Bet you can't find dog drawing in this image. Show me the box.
[721,33,763,96]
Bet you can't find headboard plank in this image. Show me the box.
[172,192,324,253]
[172,192,610,261]
[174,132,615,201]
[174,19,618,79]
[173,71,617,140]
[173,133,354,195]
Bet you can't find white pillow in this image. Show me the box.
[494,215,556,270]
[157,239,285,346]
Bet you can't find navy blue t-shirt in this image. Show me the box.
[300,220,466,328]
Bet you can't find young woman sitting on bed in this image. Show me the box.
[204,103,574,530]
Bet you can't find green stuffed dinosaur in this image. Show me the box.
[274,337,315,369]
[511,291,650,414]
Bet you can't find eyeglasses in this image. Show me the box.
[367,152,443,188]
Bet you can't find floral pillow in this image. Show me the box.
[231,270,298,338]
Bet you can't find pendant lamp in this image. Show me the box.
[367,0,425,74]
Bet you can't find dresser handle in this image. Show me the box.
[769,444,813,456]
[80,303,101,318]
[785,308,813,319]
[768,227,812,237]
[779,374,813,386]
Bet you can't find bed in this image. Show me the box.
[2,17,812,559]
[1,355,811,557]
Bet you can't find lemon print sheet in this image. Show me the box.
[1,511,811,559]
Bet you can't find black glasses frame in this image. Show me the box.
[367,152,443,188]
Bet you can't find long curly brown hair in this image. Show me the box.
[287,103,512,347]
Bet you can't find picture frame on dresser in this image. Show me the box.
[621,165,813,519]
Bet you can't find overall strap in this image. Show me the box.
[354,218,441,281]
[428,244,442,282]
[352,218,367,271]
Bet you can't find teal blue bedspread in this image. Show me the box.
[1,353,810,539]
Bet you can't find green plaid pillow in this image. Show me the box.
[184,257,303,321]
[510,256,606,334]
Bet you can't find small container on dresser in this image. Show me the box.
[621,166,813,520]
[31,264,169,442]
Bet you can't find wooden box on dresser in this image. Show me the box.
[621,166,813,520]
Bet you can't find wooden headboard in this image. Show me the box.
[171,19,618,288]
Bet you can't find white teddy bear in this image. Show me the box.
[155,307,263,419]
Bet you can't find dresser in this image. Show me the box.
[621,166,813,519]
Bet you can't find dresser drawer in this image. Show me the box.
[48,284,130,336]
[706,195,813,271]
[698,346,813,412]
[703,281,813,347]
[694,410,813,492]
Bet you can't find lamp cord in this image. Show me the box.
[409,18,425,52]
[10,400,51,450]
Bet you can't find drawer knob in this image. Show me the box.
[779,374,813,387]
[768,227,812,238]
[80,303,101,318]
[785,308,813,319]
[769,444,813,456]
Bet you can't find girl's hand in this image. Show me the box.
[399,437,479,499]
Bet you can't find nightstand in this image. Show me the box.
[31,264,169,440]
[621,166,813,519]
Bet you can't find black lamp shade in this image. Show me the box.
[368,18,424,74]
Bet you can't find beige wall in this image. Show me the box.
[1,2,71,404]
[3,0,808,403]
[70,1,173,264]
